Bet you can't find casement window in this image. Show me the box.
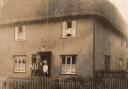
[119,58,123,70]
[60,55,77,74]
[14,55,26,73]
[62,20,76,38]
[15,26,25,41]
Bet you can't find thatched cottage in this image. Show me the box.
[0,0,127,78]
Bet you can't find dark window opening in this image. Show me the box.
[67,56,71,64]
[67,21,72,28]
[18,26,23,33]
[62,57,65,64]
[72,56,76,64]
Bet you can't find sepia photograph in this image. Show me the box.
[0,0,128,89]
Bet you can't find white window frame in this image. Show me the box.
[14,55,26,73]
[62,20,76,38]
[15,25,25,41]
[61,55,76,74]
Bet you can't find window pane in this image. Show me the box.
[18,26,23,33]
[22,63,26,72]
[66,65,71,73]
[72,56,76,64]
[62,56,65,64]
[19,60,21,63]
[67,57,71,64]
[72,64,76,73]
[67,21,72,28]
[18,26,23,40]
[61,64,66,73]
[23,60,26,63]
[15,60,17,63]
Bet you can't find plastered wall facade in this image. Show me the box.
[0,17,127,78]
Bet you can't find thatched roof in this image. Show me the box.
[0,0,128,36]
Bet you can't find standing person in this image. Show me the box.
[43,60,48,76]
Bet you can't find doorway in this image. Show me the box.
[31,51,52,77]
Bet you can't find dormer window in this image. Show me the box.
[15,25,25,41]
[62,20,76,38]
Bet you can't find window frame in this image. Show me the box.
[60,55,77,75]
[14,25,25,41]
[62,20,77,38]
[13,55,26,73]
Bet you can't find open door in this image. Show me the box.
[31,51,52,77]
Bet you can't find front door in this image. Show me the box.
[31,51,52,77]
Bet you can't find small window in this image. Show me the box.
[62,20,76,38]
[15,26,25,41]
[60,55,77,74]
[14,55,26,73]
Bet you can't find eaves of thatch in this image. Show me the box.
[0,0,127,37]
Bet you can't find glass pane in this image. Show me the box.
[22,59,26,63]
[66,65,71,73]
[67,57,71,64]
[15,60,17,63]
[67,21,72,28]
[62,56,65,64]
[22,64,26,72]
[18,26,23,33]
[72,56,76,64]
[72,65,76,73]
[61,64,66,73]
[19,60,21,63]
